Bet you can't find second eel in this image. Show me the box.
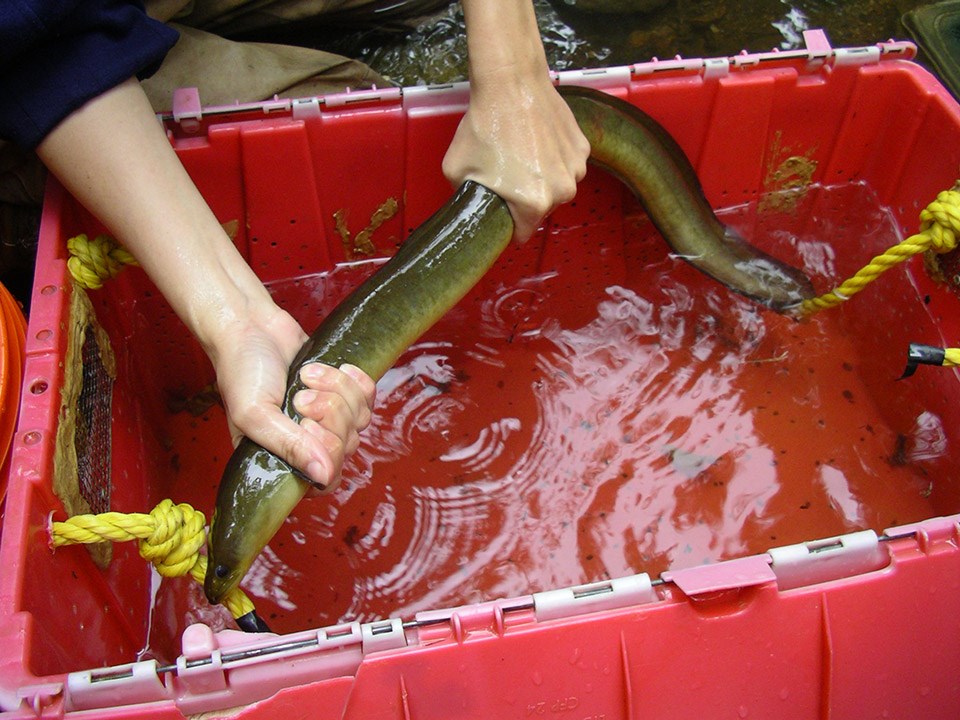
[204,85,815,606]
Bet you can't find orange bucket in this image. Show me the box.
[0,280,26,503]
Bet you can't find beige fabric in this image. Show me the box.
[141,0,405,110]
[146,0,197,23]
[141,23,389,110]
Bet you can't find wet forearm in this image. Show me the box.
[35,78,275,357]
[460,0,549,86]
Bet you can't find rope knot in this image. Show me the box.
[918,190,960,254]
[138,499,207,578]
[50,500,262,628]
[800,184,960,316]
[66,233,139,290]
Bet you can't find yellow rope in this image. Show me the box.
[799,188,960,316]
[50,499,255,620]
[66,234,139,290]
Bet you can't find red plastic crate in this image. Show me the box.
[3,30,960,718]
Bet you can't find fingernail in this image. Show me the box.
[294,389,318,410]
[339,363,364,380]
[300,363,329,382]
[305,460,326,487]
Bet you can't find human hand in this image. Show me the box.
[34,78,377,492]
[209,305,376,491]
[443,75,589,243]
[443,1,590,243]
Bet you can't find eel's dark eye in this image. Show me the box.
[214,564,231,579]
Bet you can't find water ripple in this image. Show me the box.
[226,183,944,633]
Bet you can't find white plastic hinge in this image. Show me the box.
[832,46,882,68]
[291,97,321,120]
[402,82,470,116]
[556,65,633,89]
[702,57,730,80]
[66,660,167,712]
[361,618,407,654]
[768,529,889,591]
[533,574,656,622]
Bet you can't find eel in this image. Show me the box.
[204,85,815,606]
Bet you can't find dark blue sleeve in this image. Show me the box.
[0,0,179,149]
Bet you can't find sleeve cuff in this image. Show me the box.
[0,1,179,149]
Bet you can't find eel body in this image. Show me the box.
[204,85,814,605]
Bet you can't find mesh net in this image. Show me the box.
[53,283,116,566]
[75,325,113,515]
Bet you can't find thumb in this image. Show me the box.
[234,404,344,490]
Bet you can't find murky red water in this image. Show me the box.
[148,182,952,655]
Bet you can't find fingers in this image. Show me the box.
[227,362,376,493]
[297,362,376,428]
[508,149,587,243]
[441,81,591,245]
[291,362,376,491]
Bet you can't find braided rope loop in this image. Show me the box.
[50,499,255,621]
[137,500,207,578]
[800,189,960,316]
[66,234,139,290]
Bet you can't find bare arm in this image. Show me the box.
[443,0,591,242]
[36,78,375,490]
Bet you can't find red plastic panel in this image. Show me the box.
[830,65,935,206]
[240,121,331,283]
[309,101,407,265]
[320,530,959,720]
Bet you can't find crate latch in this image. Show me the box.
[14,682,63,716]
[702,57,730,80]
[172,87,202,133]
[662,553,776,596]
[768,529,889,591]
